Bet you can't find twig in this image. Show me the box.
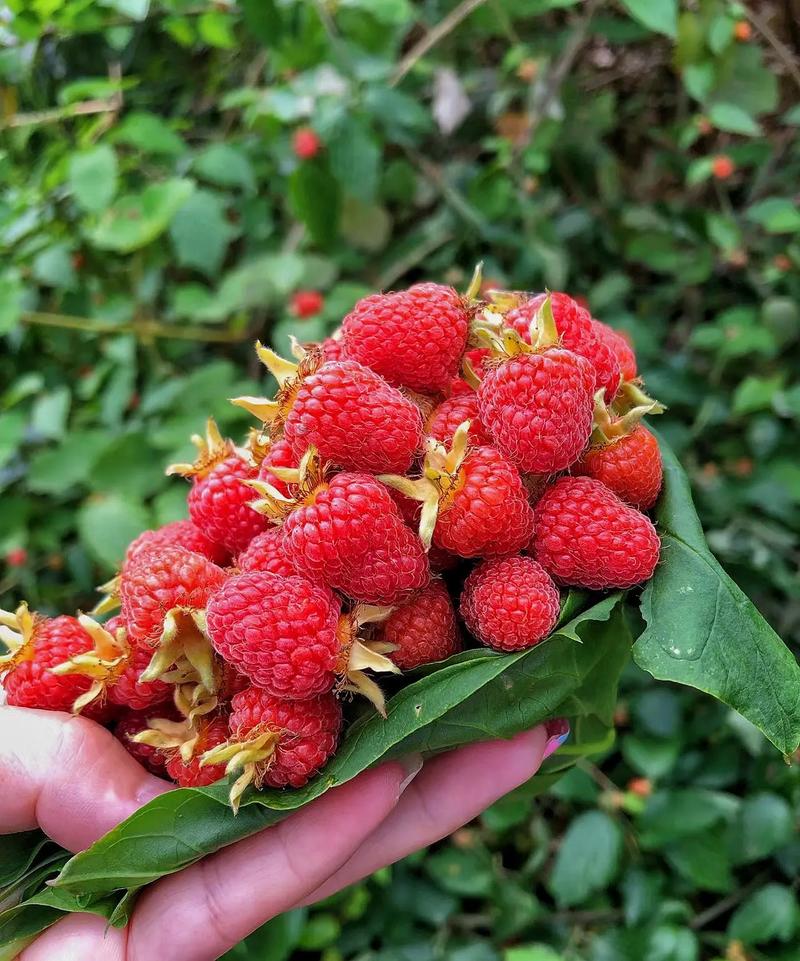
[22,312,250,344]
[391,0,488,87]
[402,147,492,236]
[375,226,454,290]
[550,909,622,924]
[690,872,770,930]
[743,2,800,92]
[2,62,123,132]
[576,757,619,794]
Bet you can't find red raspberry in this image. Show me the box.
[1,606,111,719]
[712,155,735,180]
[386,490,460,574]
[291,290,324,318]
[532,476,660,589]
[256,438,298,497]
[591,320,637,382]
[115,711,171,775]
[292,126,321,159]
[207,571,340,699]
[448,348,490,397]
[460,556,560,652]
[227,687,342,789]
[319,335,346,362]
[381,581,461,670]
[573,425,662,510]
[236,528,295,577]
[506,293,621,401]
[234,350,423,475]
[5,547,27,567]
[166,715,230,787]
[341,284,471,394]
[125,520,228,568]
[426,395,490,447]
[281,472,430,604]
[108,643,173,712]
[120,546,227,646]
[477,349,595,474]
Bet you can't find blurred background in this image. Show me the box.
[1,1,799,958]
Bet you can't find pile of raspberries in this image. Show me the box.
[0,275,662,811]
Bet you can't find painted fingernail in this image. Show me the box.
[543,722,570,759]
[398,753,423,794]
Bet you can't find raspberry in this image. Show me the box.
[115,710,172,775]
[5,547,27,567]
[382,424,535,559]
[236,528,295,578]
[207,571,340,699]
[292,126,321,159]
[591,320,637,382]
[279,470,430,605]
[712,155,735,179]
[426,395,490,447]
[1,605,111,719]
[234,348,423,475]
[168,419,264,555]
[291,290,324,318]
[532,476,660,589]
[107,643,173,712]
[125,520,228,568]
[166,715,230,787]
[316,335,346,362]
[448,348,490,397]
[256,437,298,498]
[573,425,663,510]
[478,350,595,474]
[204,688,341,808]
[381,581,461,670]
[341,284,471,394]
[505,292,621,401]
[460,556,560,652]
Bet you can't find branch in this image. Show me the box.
[744,2,800,93]
[391,0,488,87]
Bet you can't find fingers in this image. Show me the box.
[19,913,127,961]
[127,760,414,961]
[0,706,170,852]
[301,726,548,904]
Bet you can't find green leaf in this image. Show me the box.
[633,435,800,755]
[221,910,306,961]
[548,811,623,906]
[98,0,150,19]
[618,0,677,37]
[328,117,381,203]
[729,884,798,945]
[241,0,282,45]
[0,411,25,470]
[27,432,112,494]
[729,793,794,864]
[31,244,76,289]
[30,387,70,440]
[193,144,255,194]
[665,826,734,893]
[77,494,150,569]
[198,10,236,49]
[746,198,800,234]
[169,189,237,276]
[732,374,784,415]
[505,948,564,961]
[112,111,186,156]
[89,179,195,253]
[0,269,25,334]
[708,102,761,136]
[638,789,737,846]
[288,162,341,246]
[47,596,624,900]
[68,145,118,214]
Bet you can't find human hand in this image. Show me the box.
[0,706,564,961]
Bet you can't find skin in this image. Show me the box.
[0,707,556,961]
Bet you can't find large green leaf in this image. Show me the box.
[89,179,195,253]
[634,437,800,755]
[42,594,622,902]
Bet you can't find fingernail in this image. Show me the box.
[543,724,570,760]
[398,753,423,794]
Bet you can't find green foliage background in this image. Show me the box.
[1,1,799,958]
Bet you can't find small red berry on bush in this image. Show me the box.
[291,290,324,318]
[733,20,751,41]
[292,126,321,159]
[5,547,27,568]
[712,155,735,180]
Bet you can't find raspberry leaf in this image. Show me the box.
[634,435,800,755]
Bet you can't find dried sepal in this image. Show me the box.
[51,614,130,713]
[139,607,217,693]
[201,730,280,814]
[0,602,37,670]
[336,604,400,718]
[590,389,662,446]
[166,418,234,479]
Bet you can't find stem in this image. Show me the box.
[391,0,489,86]
[22,312,250,344]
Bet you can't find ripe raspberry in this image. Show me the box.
[291,290,324,318]
[167,419,264,556]
[382,424,534,559]
[317,335,346,362]
[280,470,430,605]
[236,528,295,577]
[1,605,112,719]
[5,547,27,567]
[386,489,460,573]
[292,126,321,159]
[505,292,621,401]
[426,395,490,447]
[532,476,660,589]
[341,283,471,394]
[125,520,228,567]
[381,581,461,670]
[573,425,663,510]
[448,348,490,397]
[712,155,735,180]
[460,556,560,652]
[234,348,423,475]
[166,715,230,787]
[108,644,173,712]
[591,320,637,382]
[115,711,171,775]
[734,20,751,41]
[207,687,342,808]
[207,571,340,699]
[120,546,227,646]
[257,437,298,497]
[478,350,595,474]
